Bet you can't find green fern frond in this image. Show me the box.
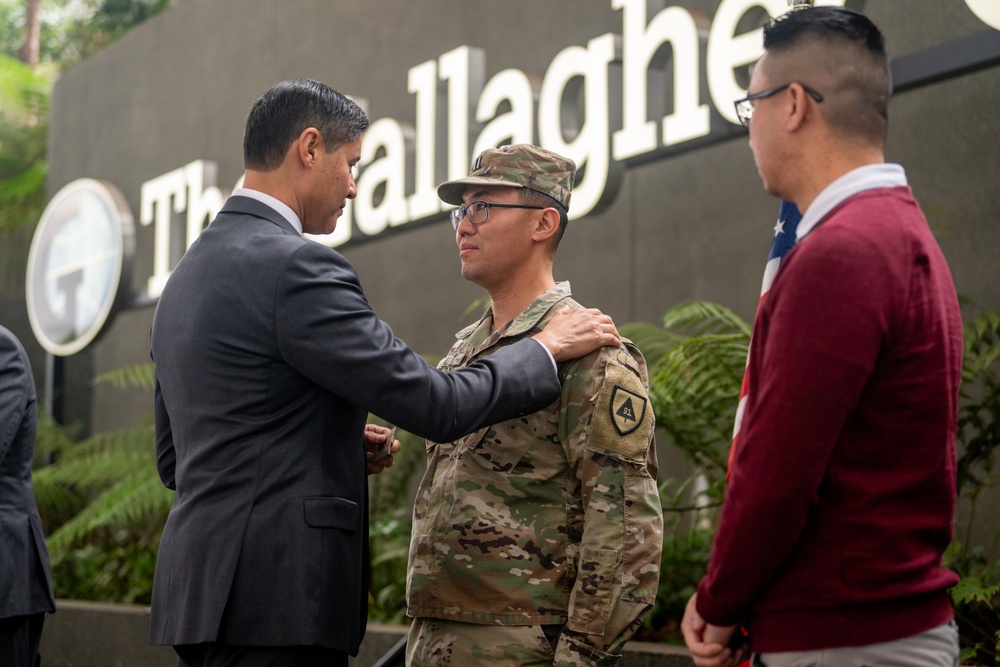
[624,311,749,482]
[623,305,749,467]
[33,425,155,489]
[661,301,751,337]
[93,363,155,391]
[964,309,1000,375]
[30,477,82,516]
[950,575,1000,606]
[658,476,703,508]
[45,470,173,554]
[372,545,411,567]
[956,308,1000,496]
[34,451,149,489]
[34,416,79,462]
[619,322,684,367]
[74,424,156,456]
[652,335,746,416]
[966,309,1000,343]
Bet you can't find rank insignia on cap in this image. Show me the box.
[610,386,647,436]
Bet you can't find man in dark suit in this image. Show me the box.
[148,79,620,667]
[0,325,56,667]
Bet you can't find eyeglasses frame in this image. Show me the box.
[449,201,545,230]
[733,82,824,127]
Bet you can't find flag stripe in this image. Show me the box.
[728,200,802,479]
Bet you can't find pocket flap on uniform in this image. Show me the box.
[303,496,358,531]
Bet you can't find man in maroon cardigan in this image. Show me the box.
[682,7,962,667]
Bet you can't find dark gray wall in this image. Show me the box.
[6,1,998,513]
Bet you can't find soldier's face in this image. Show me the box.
[455,185,535,290]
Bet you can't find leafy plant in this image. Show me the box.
[621,301,751,643]
[366,420,426,624]
[29,301,1000,662]
[0,53,51,290]
[32,363,169,602]
[644,302,749,482]
[46,526,162,605]
[1,0,175,68]
[948,308,1000,665]
[0,53,50,229]
[365,354,441,625]
[624,301,1000,655]
[640,476,716,643]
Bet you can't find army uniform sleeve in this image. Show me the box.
[553,344,663,666]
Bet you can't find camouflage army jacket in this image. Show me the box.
[406,282,664,665]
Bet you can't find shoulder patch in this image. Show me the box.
[610,385,646,435]
[588,360,653,462]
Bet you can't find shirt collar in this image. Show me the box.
[456,281,573,343]
[796,163,908,242]
[233,187,303,235]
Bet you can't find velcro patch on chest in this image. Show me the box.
[588,361,652,462]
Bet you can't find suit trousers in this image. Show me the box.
[174,642,348,667]
[0,613,46,667]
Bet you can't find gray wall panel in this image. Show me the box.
[21,0,999,448]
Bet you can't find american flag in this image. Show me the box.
[728,200,802,477]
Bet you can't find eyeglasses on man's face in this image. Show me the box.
[449,201,544,230]
[733,82,824,126]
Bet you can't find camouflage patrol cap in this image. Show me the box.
[437,144,576,210]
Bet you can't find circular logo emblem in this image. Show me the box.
[26,179,134,357]
[966,0,1000,30]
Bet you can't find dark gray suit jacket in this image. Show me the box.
[0,325,56,621]
[148,196,558,653]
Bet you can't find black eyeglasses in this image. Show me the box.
[733,83,824,126]
[449,201,544,230]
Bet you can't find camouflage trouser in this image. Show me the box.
[406,617,557,666]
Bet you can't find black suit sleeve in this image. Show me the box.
[154,372,176,490]
[0,330,26,464]
[275,242,559,442]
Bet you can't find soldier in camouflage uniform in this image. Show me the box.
[406,144,664,667]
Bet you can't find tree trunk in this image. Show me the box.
[19,0,42,68]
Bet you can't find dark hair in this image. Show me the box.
[763,7,890,142]
[764,6,886,55]
[518,188,569,247]
[243,79,369,171]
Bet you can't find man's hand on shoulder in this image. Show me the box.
[534,308,621,362]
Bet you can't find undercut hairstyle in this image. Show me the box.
[764,7,891,144]
[518,188,569,247]
[243,79,369,172]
